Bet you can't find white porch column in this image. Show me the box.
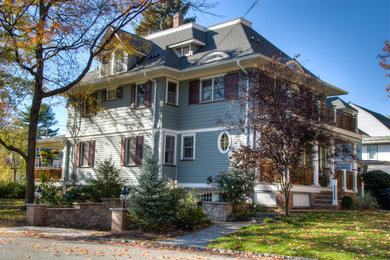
[312,140,319,186]
[331,178,338,206]
[342,168,347,192]
[361,181,365,197]
[352,143,358,192]
[329,140,335,186]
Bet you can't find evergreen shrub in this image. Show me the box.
[91,158,124,199]
[361,170,390,199]
[341,195,353,209]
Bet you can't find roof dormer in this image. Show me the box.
[99,49,146,76]
[168,38,206,58]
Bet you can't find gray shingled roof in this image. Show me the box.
[84,19,318,80]
[327,97,358,112]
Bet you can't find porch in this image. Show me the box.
[35,135,65,181]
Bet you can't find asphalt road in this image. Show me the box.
[0,234,248,260]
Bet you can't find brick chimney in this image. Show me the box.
[173,13,183,27]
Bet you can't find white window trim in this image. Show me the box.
[367,145,378,160]
[217,131,231,154]
[106,88,117,101]
[174,44,193,58]
[165,79,179,106]
[135,83,147,107]
[80,142,90,167]
[164,133,177,166]
[197,51,229,65]
[199,74,226,102]
[181,133,196,160]
[124,137,136,166]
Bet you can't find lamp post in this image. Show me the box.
[119,187,129,208]
[34,185,42,204]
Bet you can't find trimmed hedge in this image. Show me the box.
[0,181,26,198]
[361,170,390,198]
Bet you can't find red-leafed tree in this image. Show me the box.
[379,41,390,97]
[231,58,349,215]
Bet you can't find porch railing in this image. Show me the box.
[346,171,354,190]
[258,164,314,185]
[34,158,62,180]
[319,105,356,132]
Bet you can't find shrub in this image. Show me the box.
[0,181,26,198]
[213,167,255,205]
[129,156,177,231]
[92,158,125,199]
[263,217,274,223]
[341,195,354,209]
[247,203,269,215]
[62,185,99,205]
[39,171,63,206]
[354,191,379,210]
[175,191,210,230]
[361,170,390,199]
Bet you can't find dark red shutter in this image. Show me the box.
[135,136,143,165]
[116,87,123,99]
[101,90,107,101]
[120,137,126,165]
[76,142,81,167]
[189,80,199,104]
[225,73,239,100]
[145,81,152,107]
[130,84,136,108]
[88,140,95,167]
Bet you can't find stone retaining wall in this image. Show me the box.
[202,202,233,222]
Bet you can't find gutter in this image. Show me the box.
[143,72,158,154]
[236,60,250,147]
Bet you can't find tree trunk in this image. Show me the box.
[25,94,42,203]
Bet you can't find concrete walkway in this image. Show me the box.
[158,222,253,248]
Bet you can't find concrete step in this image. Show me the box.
[313,200,332,205]
[312,204,338,209]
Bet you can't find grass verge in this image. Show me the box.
[0,198,25,227]
[208,210,390,259]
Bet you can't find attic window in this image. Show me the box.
[174,45,192,57]
[286,60,304,73]
[197,51,229,65]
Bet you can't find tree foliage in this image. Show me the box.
[134,0,214,36]
[21,103,59,139]
[0,0,153,202]
[379,41,390,97]
[231,58,348,215]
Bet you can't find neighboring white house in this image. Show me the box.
[349,103,390,174]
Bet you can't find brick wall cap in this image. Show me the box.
[26,204,48,206]
[110,208,128,211]
[47,208,79,211]
[203,202,232,205]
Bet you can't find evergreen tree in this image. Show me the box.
[135,0,196,36]
[129,156,176,231]
[21,103,59,139]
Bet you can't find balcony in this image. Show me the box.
[320,105,356,132]
[34,158,62,180]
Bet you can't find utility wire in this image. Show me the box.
[243,0,259,18]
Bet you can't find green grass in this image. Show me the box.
[208,211,390,259]
[0,198,25,226]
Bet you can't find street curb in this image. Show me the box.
[0,230,317,260]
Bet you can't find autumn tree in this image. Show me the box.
[21,103,59,139]
[134,0,215,36]
[379,41,390,97]
[231,58,347,215]
[0,0,154,203]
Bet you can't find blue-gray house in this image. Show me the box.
[41,15,362,208]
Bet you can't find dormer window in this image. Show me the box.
[197,51,229,65]
[174,45,192,57]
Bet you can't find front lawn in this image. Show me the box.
[208,211,390,259]
[0,198,25,227]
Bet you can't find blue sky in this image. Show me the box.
[53,0,390,135]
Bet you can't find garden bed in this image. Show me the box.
[208,210,390,259]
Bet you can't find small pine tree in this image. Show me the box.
[129,156,176,231]
[92,158,124,199]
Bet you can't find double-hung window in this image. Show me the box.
[76,140,95,168]
[368,145,377,160]
[107,89,117,100]
[137,84,146,106]
[121,136,143,166]
[181,134,195,160]
[166,80,179,106]
[200,75,225,102]
[164,134,176,165]
[81,142,89,167]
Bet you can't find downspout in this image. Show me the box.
[143,72,158,155]
[237,60,250,147]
